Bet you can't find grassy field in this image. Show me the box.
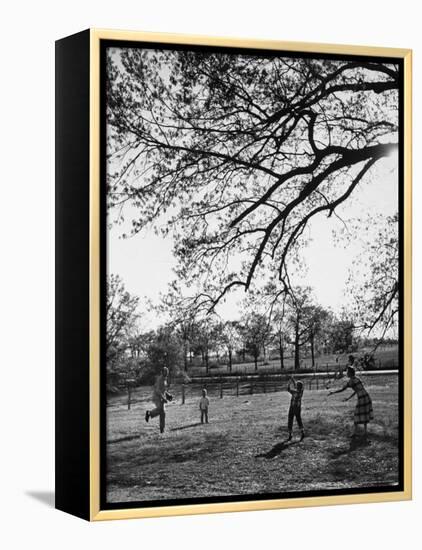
[106,375,399,504]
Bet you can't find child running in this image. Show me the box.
[328,365,374,437]
[199,388,209,424]
[287,377,305,441]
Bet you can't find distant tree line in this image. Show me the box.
[105,275,382,388]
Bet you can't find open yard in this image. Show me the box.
[106,375,399,504]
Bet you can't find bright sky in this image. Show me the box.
[107,152,398,325]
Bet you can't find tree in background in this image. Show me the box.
[285,287,315,370]
[241,312,272,371]
[142,325,183,383]
[189,315,220,373]
[127,330,155,359]
[304,304,331,368]
[106,274,140,369]
[348,213,399,344]
[221,320,242,372]
[258,284,289,370]
[328,316,356,354]
[159,284,198,372]
[272,309,289,370]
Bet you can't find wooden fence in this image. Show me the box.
[180,373,345,403]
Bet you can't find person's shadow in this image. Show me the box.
[170,422,202,432]
[26,491,55,508]
[330,436,371,458]
[256,439,299,459]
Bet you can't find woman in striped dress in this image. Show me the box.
[328,365,374,437]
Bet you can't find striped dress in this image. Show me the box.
[346,376,374,424]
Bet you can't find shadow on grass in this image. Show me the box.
[170,423,203,432]
[370,430,399,445]
[255,439,299,459]
[108,434,140,445]
[329,436,372,458]
[329,429,399,459]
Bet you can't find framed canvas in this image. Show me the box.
[55,29,412,521]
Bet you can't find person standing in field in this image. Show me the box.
[328,365,374,437]
[199,388,209,424]
[287,377,305,441]
[145,367,173,433]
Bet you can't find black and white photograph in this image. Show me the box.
[103,42,403,507]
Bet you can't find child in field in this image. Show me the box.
[328,365,374,437]
[199,388,210,424]
[287,377,305,441]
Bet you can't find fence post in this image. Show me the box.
[250,381,253,395]
[263,375,267,393]
[220,378,223,398]
[236,379,239,397]
[182,384,185,405]
[127,385,131,410]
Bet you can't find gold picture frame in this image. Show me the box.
[55,28,412,521]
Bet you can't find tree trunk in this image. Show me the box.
[183,340,188,372]
[205,349,209,373]
[279,334,284,370]
[294,318,300,371]
[254,351,258,371]
[228,348,232,372]
[310,334,315,368]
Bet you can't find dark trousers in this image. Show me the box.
[201,409,208,423]
[150,397,166,433]
[288,405,303,432]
